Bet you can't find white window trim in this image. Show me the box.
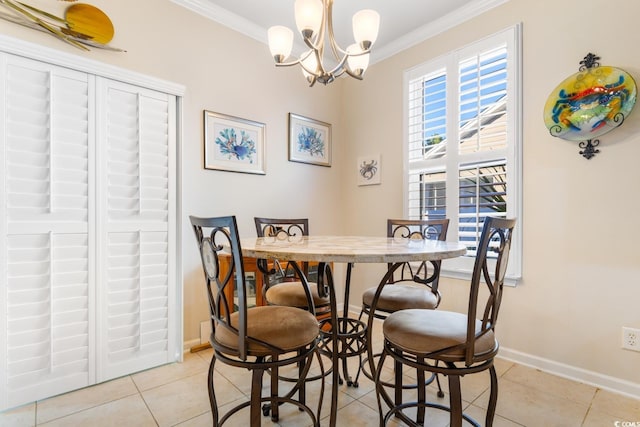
[403,23,522,286]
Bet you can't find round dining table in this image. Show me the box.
[240,235,468,427]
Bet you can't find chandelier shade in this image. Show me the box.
[268,0,380,86]
[352,9,380,48]
[268,26,294,63]
[346,44,369,75]
[295,0,323,35]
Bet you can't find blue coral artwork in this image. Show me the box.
[204,111,266,174]
[288,113,332,167]
[297,126,325,157]
[215,128,256,162]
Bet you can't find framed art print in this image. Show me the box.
[204,110,266,174]
[357,154,381,186]
[288,113,331,167]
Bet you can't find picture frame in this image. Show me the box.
[204,110,266,174]
[288,113,331,167]
[357,154,381,186]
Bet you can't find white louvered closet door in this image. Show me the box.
[1,51,179,410]
[0,54,95,409]
[95,78,177,381]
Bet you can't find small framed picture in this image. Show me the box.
[288,113,331,167]
[204,110,266,175]
[357,154,381,186]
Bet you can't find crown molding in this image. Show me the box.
[170,0,267,44]
[372,0,510,63]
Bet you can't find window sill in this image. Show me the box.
[441,268,520,287]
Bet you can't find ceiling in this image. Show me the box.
[171,0,507,64]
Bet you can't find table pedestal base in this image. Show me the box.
[318,317,367,387]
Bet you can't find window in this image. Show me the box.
[404,25,522,283]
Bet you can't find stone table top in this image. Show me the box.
[240,235,467,264]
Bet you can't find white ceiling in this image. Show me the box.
[171,0,507,63]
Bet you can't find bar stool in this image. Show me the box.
[190,215,325,426]
[253,218,365,389]
[253,218,330,318]
[358,219,449,403]
[373,217,516,426]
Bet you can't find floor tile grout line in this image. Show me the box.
[33,376,142,426]
[133,374,162,427]
[579,386,600,427]
[35,391,149,426]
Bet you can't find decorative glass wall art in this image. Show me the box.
[543,53,637,159]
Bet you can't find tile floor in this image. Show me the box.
[2,327,640,427]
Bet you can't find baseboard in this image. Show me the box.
[184,337,202,353]
[493,348,640,400]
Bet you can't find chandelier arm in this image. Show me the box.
[325,54,350,77]
[324,0,371,79]
[312,48,325,74]
[301,32,322,52]
[324,0,374,59]
[276,57,318,87]
[317,0,327,55]
[322,0,350,82]
[349,47,373,56]
[326,44,373,77]
[293,49,321,78]
[343,68,364,80]
[274,58,303,68]
[274,50,316,75]
[326,0,344,62]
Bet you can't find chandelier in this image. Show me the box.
[267,0,380,86]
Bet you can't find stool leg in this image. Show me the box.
[447,373,463,427]
[342,349,350,386]
[416,362,425,424]
[352,352,363,387]
[435,371,445,398]
[251,368,265,426]
[270,356,279,421]
[394,359,403,414]
[486,365,498,426]
[208,355,219,426]
[375,348,390,426]
[298,349,306,407]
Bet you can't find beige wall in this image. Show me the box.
[341,0,640,395]
[1,0,639,397]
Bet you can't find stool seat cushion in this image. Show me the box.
[362,283,438,312]
[215,306,319,356]
[383,309,497,362]
[266,281,329,308]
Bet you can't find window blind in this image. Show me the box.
[404,25,521,280]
